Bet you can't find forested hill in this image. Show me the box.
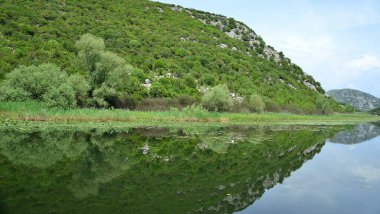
[0,0,342,113]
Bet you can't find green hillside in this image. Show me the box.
[0,0,343,114]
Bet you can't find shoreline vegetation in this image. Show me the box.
[0,101,378,128]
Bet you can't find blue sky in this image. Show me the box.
[156,0,380,97]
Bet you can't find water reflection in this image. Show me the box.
[238,123,380,214]
[330,122,380,144]
[0,124,374,214]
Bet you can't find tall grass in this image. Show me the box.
[0,101,378,126]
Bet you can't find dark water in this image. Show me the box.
[0,123,379,214]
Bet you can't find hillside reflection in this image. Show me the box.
[0,125,346,214]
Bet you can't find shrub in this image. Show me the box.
[122,95,139,110]
[128,39,141,48]
[92,85,117,108]
[245,94,265,113]
[264,100,282,112]
[43,83,76,109]
[316,96,333,115]
[201,84,232,112]
[136,98,180,111]
[230,101,250,113]
[67,74,91,107]
[0,64,73,106]
[0,63,66,100]
[178,95,197,107]
[182,105,209,117]
[0,85,31,101]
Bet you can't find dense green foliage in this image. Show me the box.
[0,63,79,108]
[0,0,344,113]
[0,126,340,213]
[201,84,232,112]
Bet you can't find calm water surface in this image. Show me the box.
[0,123,379,214]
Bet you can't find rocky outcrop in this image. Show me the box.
[327,89,380,111]
[169,5,323,94]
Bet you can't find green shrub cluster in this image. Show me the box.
[0,63,85,108]
[201,84,266,113]
[201,84,232,112]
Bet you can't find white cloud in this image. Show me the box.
[350,166,380,184]
[346,55,380,72]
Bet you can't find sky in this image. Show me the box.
[156,0,380,97]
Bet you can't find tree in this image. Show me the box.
[74,33,145,107]
[75,33,105,73]
[92,51,126,87]
[201,84,232,112]
[75,33,128,88]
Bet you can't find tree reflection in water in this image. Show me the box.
[0,125,355,214]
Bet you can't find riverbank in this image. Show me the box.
[0,101,379,128]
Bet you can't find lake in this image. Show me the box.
[0,123,379,214]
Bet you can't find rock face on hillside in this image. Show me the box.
[327,89,380,111]
[169,5,324,93]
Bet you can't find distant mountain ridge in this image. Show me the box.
[327,89,380,111]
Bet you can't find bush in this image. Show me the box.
[0,64,66,101]
[201,84,232,112]
[230,101,250,113]
[43,83,76,109]
[136,98,180,111]
[122,95,139,110]
[0,85,31,101]
[92,85,117,108]
[245,94,265,113]
[316,96,333,115]
[178,95,197,107]
[128,39,141,48]
[182,105,209,117]
[67,74,91,107]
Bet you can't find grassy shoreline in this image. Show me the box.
[0,101,379,128]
